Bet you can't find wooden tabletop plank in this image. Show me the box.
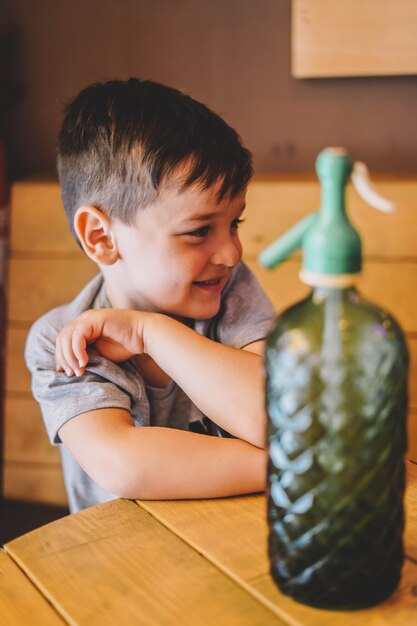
[5,498,284,626]
[0,549,66,626]
[249,558,417,626]
[137,461,417,626]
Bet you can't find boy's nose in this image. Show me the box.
[210,236,242,268]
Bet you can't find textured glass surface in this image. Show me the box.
[265,286,408,610]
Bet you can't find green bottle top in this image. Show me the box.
[258,147,395,287]
[305,148,361,278]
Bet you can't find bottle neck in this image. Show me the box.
[320,179,347,223]
[311,284,359,304]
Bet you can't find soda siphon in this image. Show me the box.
[259,148,409,610]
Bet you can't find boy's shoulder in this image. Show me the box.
[222,261,275,316]
[198,261,275,348]
[25,274,104,364]
[223,261,264,296]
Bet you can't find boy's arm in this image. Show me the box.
[58,408,267,500]
[144,314,267,448]
[56,310,267,448]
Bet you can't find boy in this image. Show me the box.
[25,78,275,513]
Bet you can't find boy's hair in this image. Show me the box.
[57,78,253,238]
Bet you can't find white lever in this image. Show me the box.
[351,162,396,213]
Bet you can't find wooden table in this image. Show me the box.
[2,462,417,625]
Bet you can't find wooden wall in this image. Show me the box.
[3,178,417,505]
[292,0,417,78]
[4,183,97,504]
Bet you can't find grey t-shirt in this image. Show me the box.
[25,261,275,512]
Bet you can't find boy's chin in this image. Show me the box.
[183,301,222,321]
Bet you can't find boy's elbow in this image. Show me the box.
[98,466,147,500]
[109,470,158,501]
[96,449,174,501]
[89,446,147,500]
[244,412,267,449]
[254,436,267,450]
[88,427,164,500]
[248,433,267,450]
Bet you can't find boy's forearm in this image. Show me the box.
[144,314,267,448]
[113,426,267,500]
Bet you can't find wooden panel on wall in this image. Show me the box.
[3,398,60,465]
[292,0,417,78]
[10,181,79,254]
[5,326,32,393]
[3,463,68,506]
[3,182,94,504]
[8,258,98,323]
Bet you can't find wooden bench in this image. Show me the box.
[3,176,417,505]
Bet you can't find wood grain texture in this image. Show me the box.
[291,0,417,78]
[3,397,60,464]
[0,550,65,626]
[5,326,32,393]
[10,182,80,255]
[137,462,417,625]
[5,498,283,626]
[3,463,67,506]
[7,258,98,323]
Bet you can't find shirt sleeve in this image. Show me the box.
[208,262,276,348]
[25,315,134,445]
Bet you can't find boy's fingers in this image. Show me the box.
[72,329,88,369]
[55,336,67,372]
[55,322,92,377]
[60,330,80,376]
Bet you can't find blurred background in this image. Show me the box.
[1,0,416,181]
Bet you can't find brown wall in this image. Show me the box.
[1,0,417,177]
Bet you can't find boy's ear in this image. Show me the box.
[74,206,120,265]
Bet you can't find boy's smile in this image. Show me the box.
[104,179,246,320]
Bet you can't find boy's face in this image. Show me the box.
[107,179,246,320]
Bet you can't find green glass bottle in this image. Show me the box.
[260,148,409,610]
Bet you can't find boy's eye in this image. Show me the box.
[231,217,245,231]
[187,225,211,238]
[185,217,244,239]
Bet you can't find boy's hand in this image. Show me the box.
[55,309,147,376]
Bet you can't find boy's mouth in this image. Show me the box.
[194,278,221,286]
[193,277,225,292]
